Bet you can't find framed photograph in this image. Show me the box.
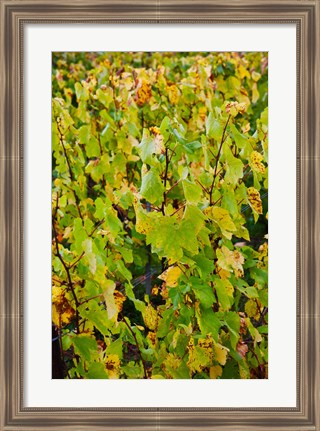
[1,0,319,429]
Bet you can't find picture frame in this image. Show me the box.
[0,0,319,429]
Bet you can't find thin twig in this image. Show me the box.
[170,202,186,217]
[165,179,180,196]
[56,120,84,221]
[52,195,80,333]
[161,147,170,215]
[196,179,209,194]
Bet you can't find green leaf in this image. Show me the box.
[107,211,123,238]
[125,283,146,313]
[196,306,220,340]
[78,125,100,158]
[230,124,251,158]
[86,362,109,379]
[184,204,206,231]
[160,116,171,141]
[106,337,123,359]
[147,216,184,262]
[206,112,223,141]
[94,197,110,219]
[140,168,165,205]
[138,129,164,165]
[191,277,215,308]
[116,260,132,282]
[183,141,202,154]
[82,238,97,274]
[72,218,86,254]
[122,362,144,379]
[169,288,182,309]
[221,187,238,217]
[224,312,240,350]
[117,246,133,263]
[214,278,233,311]
[79,302,112,336]
[225,76,241,98]
[192,253,214,277]
[182,179,202,203]
[96,87,113,107]
[157,309,174,338]
[75,82,89,101]
[224,145,244,185]
[72,335,98,362]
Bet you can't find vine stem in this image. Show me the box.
[209,114,231,205]
[52,194,80,333]
[161,147,170,215]
[56,119,83,221]
[121,315,149,379]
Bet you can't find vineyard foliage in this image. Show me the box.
[52,52,268,379]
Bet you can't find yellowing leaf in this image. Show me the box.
[158,266,182,287]
[251,71,261,82]
[102,280,117,320]
[135,79,152,106]
[133,199,156,235]
[250,151,266,174]
[142,304,159,330]
[245,299,260,321]
[140,168,165,205]
[167,84,180,104]
[105,354,121,379]
[210,365,223,379]
[187,343,211,373]
[216,245,244,277]
[149,126,165,154]
[82,238,97,274]
[182,179,202,203]
[205,206,236,239]
[213,343,228,365]
[114,290,126,314]
[214,278,234,311]
[252,82,260,103]
[138,128,165,166]
[247,187,263,214]
[52,286,74,327]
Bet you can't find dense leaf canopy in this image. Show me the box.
[52,51,268,379]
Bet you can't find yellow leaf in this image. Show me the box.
[210,365,223,379]
[216,245,244,278]
[205,206,236,240]
[247,187,263,214]
[105,354,121,379]
[136,79,152,106]
[250,151,265,174]
[151,374,165,379]
[102,280,117,320]
[114,290,126,314]
[245,299,260,321]
[251,71,261,82]
[213,343,228,365]
[52,286,74,327]
[133,199,154,235]
[252,82,260,103]
[167,84,180,104]
[142,304,158,330]
[158,266,182,287]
